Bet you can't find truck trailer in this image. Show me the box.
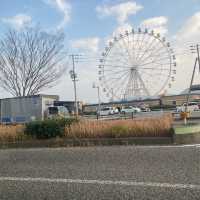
[0,94,61,123]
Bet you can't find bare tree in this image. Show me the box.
[0,27,66,96]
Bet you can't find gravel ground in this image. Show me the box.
[0,145,199,200]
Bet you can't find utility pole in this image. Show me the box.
[185,58,198,111]
[183,44,200,124]
[69,54,80,118]
[191,44,200,70]
[196,44,200,71]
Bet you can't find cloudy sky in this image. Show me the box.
[0,0,200,103]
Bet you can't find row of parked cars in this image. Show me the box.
[98,101,200,116]
[176,102,200,112]
[98,106,150,116]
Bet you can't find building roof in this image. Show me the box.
[180,84,200,95]
[0,94,59,101]
[162,93,200,98]
[84,98,160,107]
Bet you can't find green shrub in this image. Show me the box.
[25,118,77,139]
[56,118,78,127]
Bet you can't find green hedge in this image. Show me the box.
[25,118,77,139]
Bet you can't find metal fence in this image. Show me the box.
[82,110,170,121]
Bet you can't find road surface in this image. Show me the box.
[0,145,199,199]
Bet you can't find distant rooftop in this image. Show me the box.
[180,84,200,95]
[0,94,59,100]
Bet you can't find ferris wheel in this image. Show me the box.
[98,28,176,100]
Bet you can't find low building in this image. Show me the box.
[83,89,200,113]
[0,94,59,123]
[161,93,200,106]
[161,85,200,106]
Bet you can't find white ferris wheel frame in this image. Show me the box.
[98,28,177,100]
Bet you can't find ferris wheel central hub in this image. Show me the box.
[131,67,137,71]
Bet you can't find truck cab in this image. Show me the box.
[45,106,69,119]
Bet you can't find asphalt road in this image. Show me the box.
[0,145,199,200]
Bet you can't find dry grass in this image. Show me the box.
[0,125,25,142]
[0,115,173,142]
[64,114,173,138]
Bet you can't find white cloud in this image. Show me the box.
[69,37,103,102]
[96,1,143,24]
[1,14,32,29]
[140,16,168,35]
[47,37,102,103]
[43,0,71,29]
[170,12,200,94]
[71,37,100,53]
[175,12,200,43]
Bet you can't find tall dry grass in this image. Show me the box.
[64,114,173,138]
[0,125,25,142]
[0,114,173,142]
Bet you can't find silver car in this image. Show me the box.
[121,106,141,114]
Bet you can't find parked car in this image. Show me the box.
[176,102,199,112]
[121,106,141,114]
[98,107,118,116]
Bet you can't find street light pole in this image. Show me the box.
[110,88,114,102]
[93,83,101,118]
[97,86,101,115]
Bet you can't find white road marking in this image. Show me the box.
[180,144,200,148]
[134,144,200,149]
[0,177,199,190]
[0,144,199,152]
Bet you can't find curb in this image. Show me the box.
[0,137,173,149]
[173,132,200,144]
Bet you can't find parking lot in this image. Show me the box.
[0,145,199,200]
[83,110,200,122]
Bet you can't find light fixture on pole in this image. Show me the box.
[92,82,101,116]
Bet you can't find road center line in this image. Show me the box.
[0,177,199,190]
